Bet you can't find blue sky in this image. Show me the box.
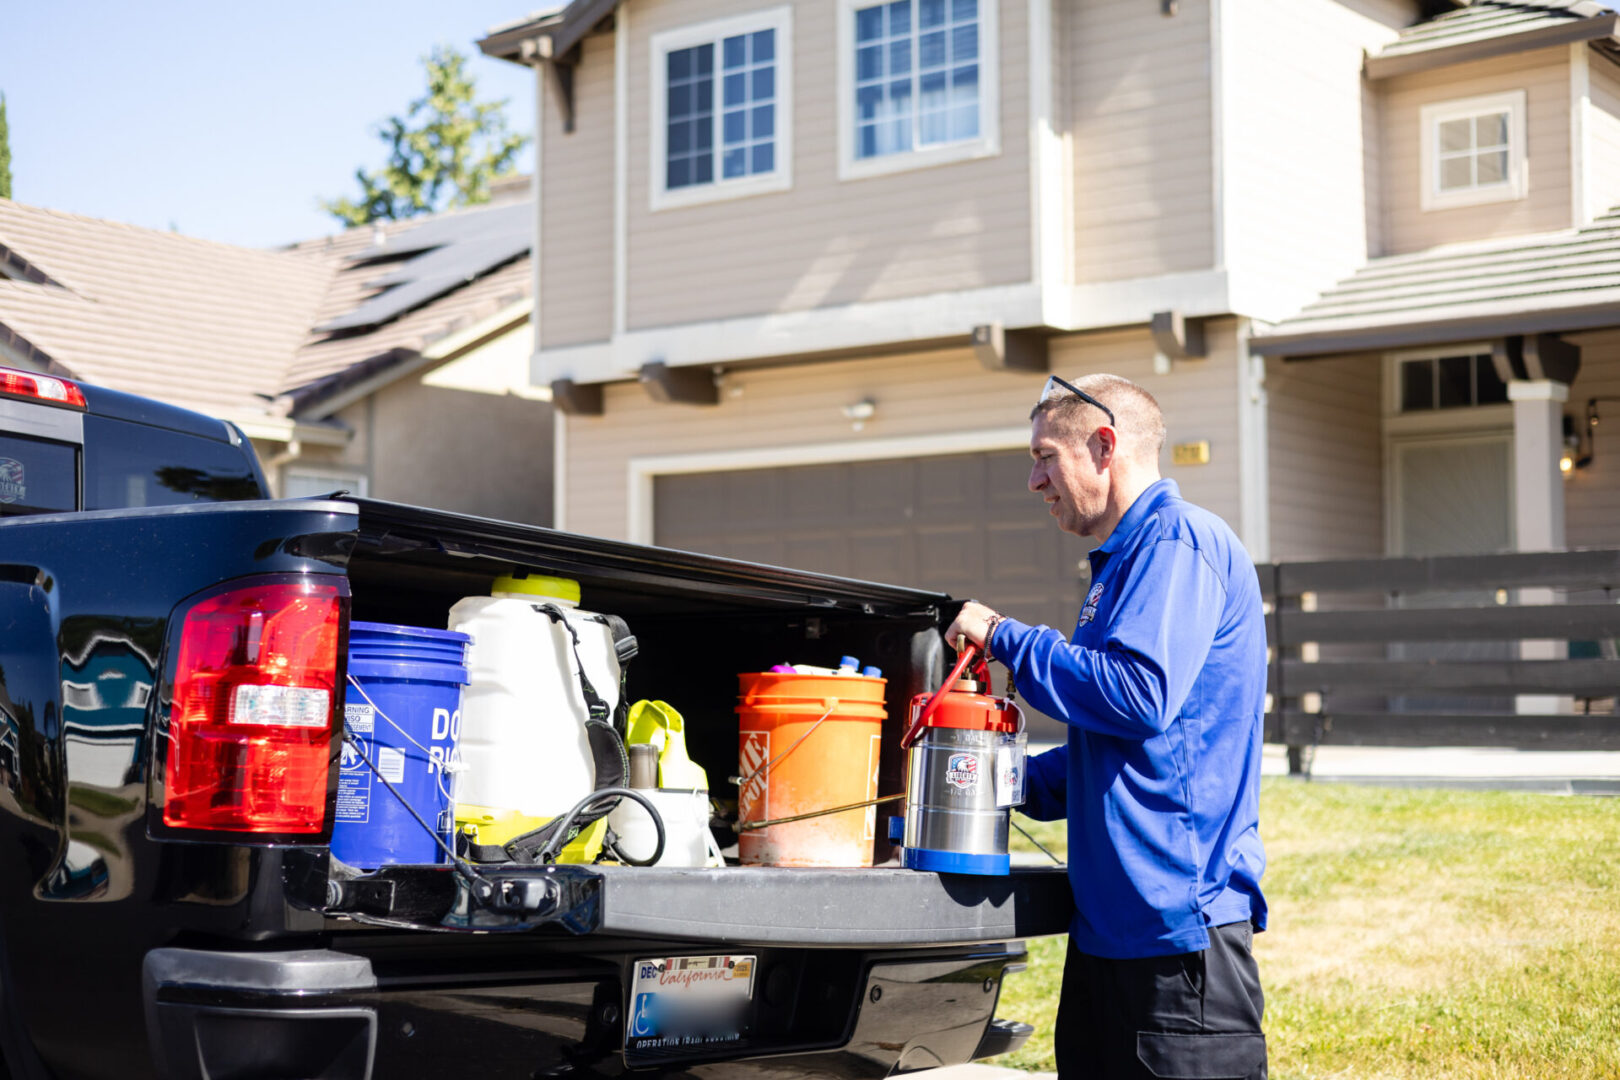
[1,2,544,249]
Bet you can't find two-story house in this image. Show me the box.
[479,0,1620,640]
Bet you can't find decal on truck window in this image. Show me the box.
[0,458,24,504]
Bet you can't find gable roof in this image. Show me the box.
[1368,1,1620,78]
[0,196,532,428]
[1251,206,1620,357]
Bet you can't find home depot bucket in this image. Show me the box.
[735,672,887,867]
[331,621,470,869]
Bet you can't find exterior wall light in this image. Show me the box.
[842,398,877,431]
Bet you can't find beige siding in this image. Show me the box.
[1069,0,1215,282]
[1220,0,1408,314]
[362,381,554,526]
[1564,329,1620,550]
[623,0,1031,330]
[1265,353,1384,560]
[1379,46,1572,255]
[564,322,1245,542]
[1587,52,1620,218]
[541,31,616,348]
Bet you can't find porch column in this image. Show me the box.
[1507,379,1568,714]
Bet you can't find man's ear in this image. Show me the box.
[1094,424,1117,464]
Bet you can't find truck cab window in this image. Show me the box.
[83,416,261,510]
[0,433,79,516]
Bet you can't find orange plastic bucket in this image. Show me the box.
[735,672,888,867]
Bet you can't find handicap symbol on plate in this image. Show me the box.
[631,993,658,1038]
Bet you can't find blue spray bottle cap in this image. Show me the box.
[838,655,860,673]
[861,665,882,679]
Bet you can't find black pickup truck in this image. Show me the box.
[0,365,1070,1080]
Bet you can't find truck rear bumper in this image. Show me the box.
[143,943,1031,1079]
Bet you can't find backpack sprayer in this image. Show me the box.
[890,640,1026,875]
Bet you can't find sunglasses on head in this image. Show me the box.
[1037,375,1116,427]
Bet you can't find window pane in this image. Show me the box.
[693,154,713,184]
[920,70,946,108]
[723,109,746,144]
[752,29,775,62]
[1437,354,1472,409]
[723,72,745,107]
[1475,355,1508,405]
[1438,117,1472,153]
[952,22,978,62]
[1475,111,1508,148]
[669,119,691,154]
[858,44,883,81]
[723,34,747,68]
[890,38,912,75]
[857,5,885,42]
[669,82,692,115]
[1401,359,1435,412]
[722,147,747,179]
[667,157,690,189]
[920,29,946,69]
[752,143,775,173]
[666,43,715,191]
[951,62,978,105]
[952,0,977,19]
[753,103,774,138]
[668,48,692,81]
[753,66,774,100]
[84,418,260,509]
[695,45,713,74]
[696,78,713,111]
[1477,149,1508,185]
[920,0,945,29]
[859,124,879,158]
[0,434,77,516]
[950,103,978,140]
[889,0,911,34]
[695,121,712,150]
[1439,155,1472,191]
[882,118,908,154]
[857,84,883,122]
[920,109,948,144]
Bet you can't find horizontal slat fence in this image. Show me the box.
[1260,550,1620,772]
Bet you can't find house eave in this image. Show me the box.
[1366,15,1620,80]
[1251,298,1620,359]
[477,0,613,65]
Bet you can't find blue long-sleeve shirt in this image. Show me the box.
[989,479,1267,959]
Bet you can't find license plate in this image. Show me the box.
[626,954,755,1052]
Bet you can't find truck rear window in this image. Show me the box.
[83,416,262,510]
[0,433,78,516]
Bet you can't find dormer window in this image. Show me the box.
[1419,90,1527,211]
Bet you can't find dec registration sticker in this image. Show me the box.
[627,955,755,1052]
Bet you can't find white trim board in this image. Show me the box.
[626,425,1032,544]
[535,269,1233,384]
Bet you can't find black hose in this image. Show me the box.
[529,787,667,867]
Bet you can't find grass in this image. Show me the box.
[992,778,1620,1078]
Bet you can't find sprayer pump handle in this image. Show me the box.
[901,642,980,749]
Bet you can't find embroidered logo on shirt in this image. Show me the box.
[1078,581,1105,625]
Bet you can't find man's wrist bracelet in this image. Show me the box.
[982,613,1005,654]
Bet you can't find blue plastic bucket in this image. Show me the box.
[331,620,471,869]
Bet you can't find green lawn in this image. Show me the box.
[994,778,1620,1078]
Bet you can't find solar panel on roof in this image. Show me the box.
[315,200,531,333]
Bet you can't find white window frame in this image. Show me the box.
[836,0,1001,182]
[649,7,794,212]
[1419,90,1528,212]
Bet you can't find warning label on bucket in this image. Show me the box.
[337,704,375,823]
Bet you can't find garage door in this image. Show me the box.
[655,449,1093,737]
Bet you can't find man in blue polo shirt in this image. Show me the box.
[947,373,1268,1079]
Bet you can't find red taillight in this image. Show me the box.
[0,366,87,409]
[163,581,343,834]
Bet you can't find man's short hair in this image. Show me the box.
[1030,373,1167,460]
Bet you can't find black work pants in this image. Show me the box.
[1053,921,1266,1080]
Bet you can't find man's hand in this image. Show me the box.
[945,600,999,649]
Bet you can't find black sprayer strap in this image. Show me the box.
[502,604,631,863]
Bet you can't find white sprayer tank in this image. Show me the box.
[448,573,621,831]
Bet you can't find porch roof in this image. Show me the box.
[1250,207,1620,357]
[1368,1,1620,79]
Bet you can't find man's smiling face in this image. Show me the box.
[1028,411,1108,538]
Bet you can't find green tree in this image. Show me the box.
[322,46,528,226]
[0,93,12,200]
